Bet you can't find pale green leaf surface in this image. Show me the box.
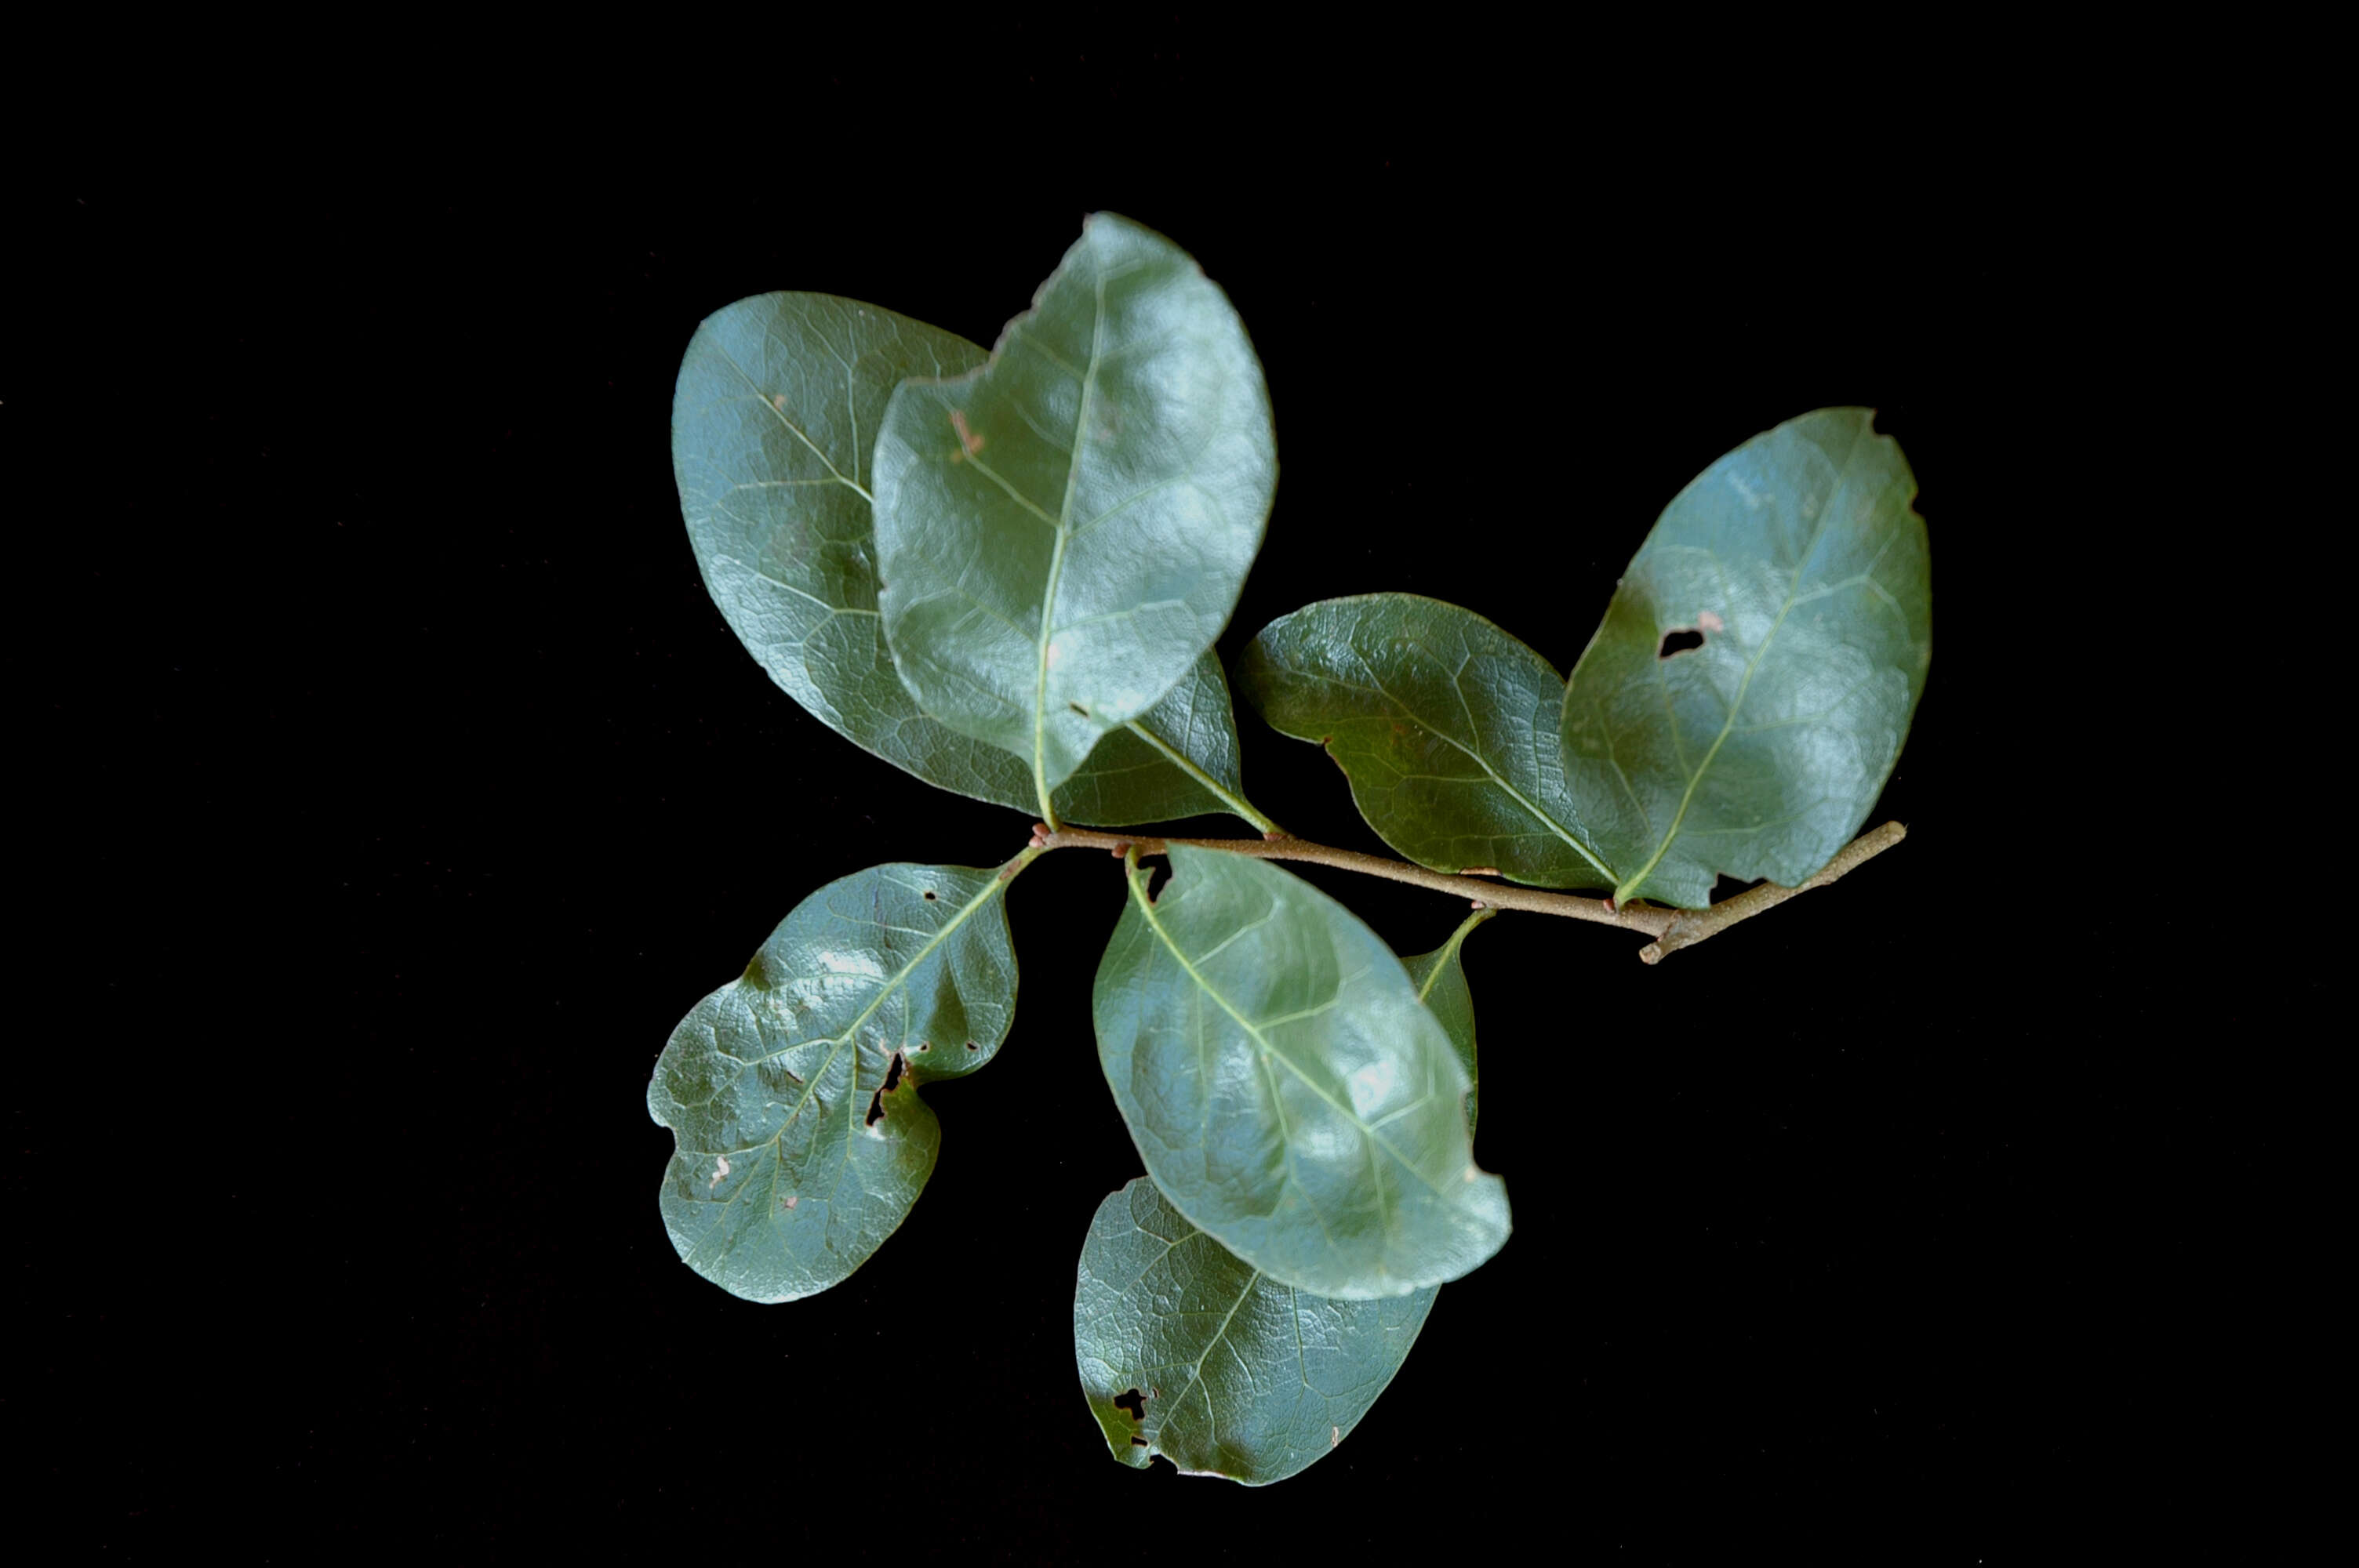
[1075,1178,1436,1485]
[1239,594,1614,889]
[872,213,1275,810]
[1401,909,1489,1139]
[673,291,1259,827]
[647,863,1016,1302]
[1560,408,1931,907]
[672,293,1013,801]
[1092,846,1509,1298]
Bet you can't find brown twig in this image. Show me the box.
[1027,821,1909,963]
[1634,819,1909,964]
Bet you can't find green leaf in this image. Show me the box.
[1076,927,1484,1483]
[1075,1178,1437,1485]
[1560,408,1931,907]
[646,863,1017,1302]
[1401,909,1492,1140]
[673,291,1261,828]
[1238,594,1614,889]
[672,293,1012,800]
[872,213,1276,816]
[1240,412,1931,908]
[1053,652,1270,830]
[1092,846,1509,1298]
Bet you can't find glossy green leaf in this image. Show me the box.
[1238,594,1614,889]
[1241,412,1931,908]
[1092,846,1509,1298]
[646,863,1016,1302]
[1075,1178,1437,1485]
[1075,920,1488,1483]
[673,291,1261,827]
[1401,909,1491,1140]
[672,294,1010,799]
[1560,408,1931,907]
[871,213,1276,814]
[1053,653,1267,829]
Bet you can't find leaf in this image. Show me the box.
[1052,652,1267,829]
[1075,1178,1437,1485]
[871,213,1276,815]
[1240,412,1932,909]
[1401,909,1491,1140]
[673,291,1260,827]
[645,863,1016,1302]
[1238,594,1614,889]
[672,293,1010,797]
[1559,408,1931,908]
[1076,924,1485,1483]
[1092,845,1510,1298]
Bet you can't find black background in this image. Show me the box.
[26,53,2255,1563]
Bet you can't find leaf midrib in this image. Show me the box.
[1274,648,1614,884]
[1030,253,1110,822]
[1413,915,1485,1007]
[1154,1241,1263,1448]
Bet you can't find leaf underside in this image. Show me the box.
[646,863,1016,1302]
[1092,846,1509,1298]
[871,213,1276,806]
[673,289,1259,827]
[1075,1178,1437,1486]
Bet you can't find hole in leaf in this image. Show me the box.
[1068,702,1090,717]
[916,1041,930,1052]
[1658,628,1705,659]
[965,1041,979,1052]
[922,889,937,901]
[1144,862,1171,904]
[1130,1436,1149,1446]
[1113,1388,1147,1421]
[865,1051,907,1127]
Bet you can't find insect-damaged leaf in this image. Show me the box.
[1241,412,1930,908]
[1559,408,1931,907]
[1092,846,1509,1299]
[1075,1178,1437,1485]
[1239,594,1615,890]
[1401,910,1490,1140]
[871,213,1276,813]
[673,291,1260,826]
[646,863,1016,1302]
[1077,922,1489,1483]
